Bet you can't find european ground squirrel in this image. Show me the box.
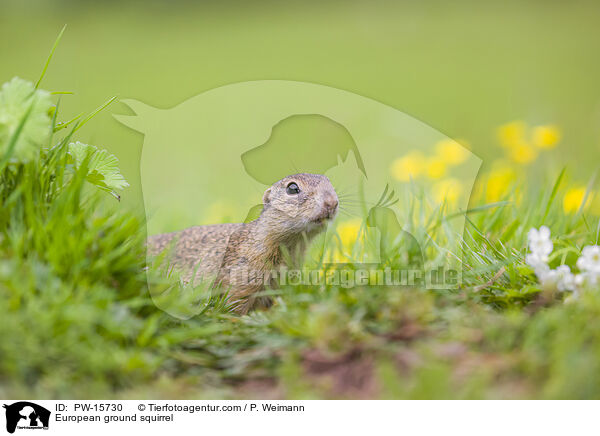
[147,173,339,314]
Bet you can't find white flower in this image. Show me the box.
[524,226,590,299]
[537,265,575,292]
[555,265,576,292]
[575,271,600,290]
[528,226,553,257]
[526,253,550,278]
[576,245,600,274]
[575,271,600,289]
[539,269,559,291]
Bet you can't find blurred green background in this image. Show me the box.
[1,0,599,210]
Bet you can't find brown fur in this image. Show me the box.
[147,173,338,314]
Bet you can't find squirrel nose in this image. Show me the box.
[324,196,339,215]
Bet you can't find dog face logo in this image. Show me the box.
[3,402,50,433]
[240,114,367,186]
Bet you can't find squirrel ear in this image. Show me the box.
[262,188,271,206]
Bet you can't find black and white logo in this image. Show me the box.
[3,402,50,434]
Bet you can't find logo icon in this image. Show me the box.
[3,402,50,434]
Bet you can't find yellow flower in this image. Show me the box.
[497,121,527,148]
[432,178,462,205]
[435,139,469,165]
[390,151,426,182]
[331,219,362,262]
[426,156,448,179]
[532,125,561,149]
[485,164,516,202]
[336,219,362,248]
[563,187,592,214]
[508,141,538,165]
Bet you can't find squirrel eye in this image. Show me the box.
[286,182,300,195]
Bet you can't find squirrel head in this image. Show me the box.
[260,173,338,235]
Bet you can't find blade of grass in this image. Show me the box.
[501,217,521,242]
[464,215,504,258]
[54,112,83,132]
[54,121,81,189]
[48,98,60,146]
[542,167,566,222]
[576,170,597,215]
[73,96,118,133]
[35,24,67,90]
[428,201,510,232]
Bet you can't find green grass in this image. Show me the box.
[2,24,600,400]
